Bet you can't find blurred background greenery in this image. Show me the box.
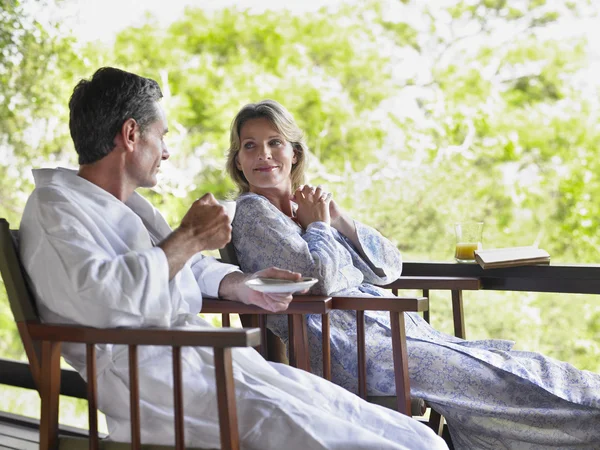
[1,0,599,430]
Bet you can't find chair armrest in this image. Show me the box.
[380,276,480,291]
[201,295,332,315]
[331,296,428,312]
[26,321,260,348]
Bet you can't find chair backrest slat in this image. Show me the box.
[0,218,42,388]
[218,242,240,266]
[86,343,99,449]
[0,219,40,322]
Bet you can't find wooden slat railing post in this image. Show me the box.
[451,290,466,339]
[172,346,185,450]
[423,289,430,323]
[128,345,141,449]
[40,340,61,450]
[356,310,367,399]
[390,312,411,416]
[222,313,230,328]
[214,348,240,450]
[86,344,99,450]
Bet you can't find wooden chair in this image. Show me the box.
[218,245,429,417]
[0,218,332,450]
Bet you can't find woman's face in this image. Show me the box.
[236,117,297,194]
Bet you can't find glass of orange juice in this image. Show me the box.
[454,222,483,263]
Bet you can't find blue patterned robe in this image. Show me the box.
[232,193,600,450]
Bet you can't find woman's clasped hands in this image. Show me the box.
[292,184,337,229]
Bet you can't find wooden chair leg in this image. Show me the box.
[390,312,411,416]
[291,314,310,371]
[258,314,268,359]
[451,290,466,339]
[214,348,240,450]
[356,311,367,399]
[321,314,331,380]
[40,340,61,450]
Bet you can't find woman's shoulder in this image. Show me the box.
[236,192,268,205]
[234,192,282,220]
[235,192,273,213]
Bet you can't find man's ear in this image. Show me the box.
[119,118,138,152]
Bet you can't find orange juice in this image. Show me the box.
[455,242,481,261]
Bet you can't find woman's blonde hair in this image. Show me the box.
[226,99,307,194]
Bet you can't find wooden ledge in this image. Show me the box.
[381,276,480,291]
[202,295,332,315]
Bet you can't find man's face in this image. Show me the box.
[130,102,170,188]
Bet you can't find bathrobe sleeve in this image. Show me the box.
[232,195,362,295]
[187,253,241,299]
[336,220,403,285]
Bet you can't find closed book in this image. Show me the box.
[474,246,550,269]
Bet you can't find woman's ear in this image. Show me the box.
[292,146,298,164]
[235,154,242,170]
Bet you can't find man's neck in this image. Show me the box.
[78,155,134,202]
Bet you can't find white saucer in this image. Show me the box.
[244,277,318,294]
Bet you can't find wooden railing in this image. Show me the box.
[402,262,600,294]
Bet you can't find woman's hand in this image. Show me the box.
[293,184,331,228]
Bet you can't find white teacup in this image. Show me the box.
[217,200,237,224]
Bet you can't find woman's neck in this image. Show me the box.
[250,186,294,218]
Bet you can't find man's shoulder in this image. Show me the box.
[28,183,72,203]
[21,184,78,230]
[25,168,79,204]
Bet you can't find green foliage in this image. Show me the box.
[0,0,83,225]
[1,0,600,425]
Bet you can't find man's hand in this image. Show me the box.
[219,267,304,313]
[159,193,231,280]
[180,193,231,252]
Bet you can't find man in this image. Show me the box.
[19,67,447,449]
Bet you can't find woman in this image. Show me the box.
[226,99,600,449]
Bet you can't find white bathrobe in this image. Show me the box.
[19,168,447,450]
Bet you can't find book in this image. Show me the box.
[474,246,550,269]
